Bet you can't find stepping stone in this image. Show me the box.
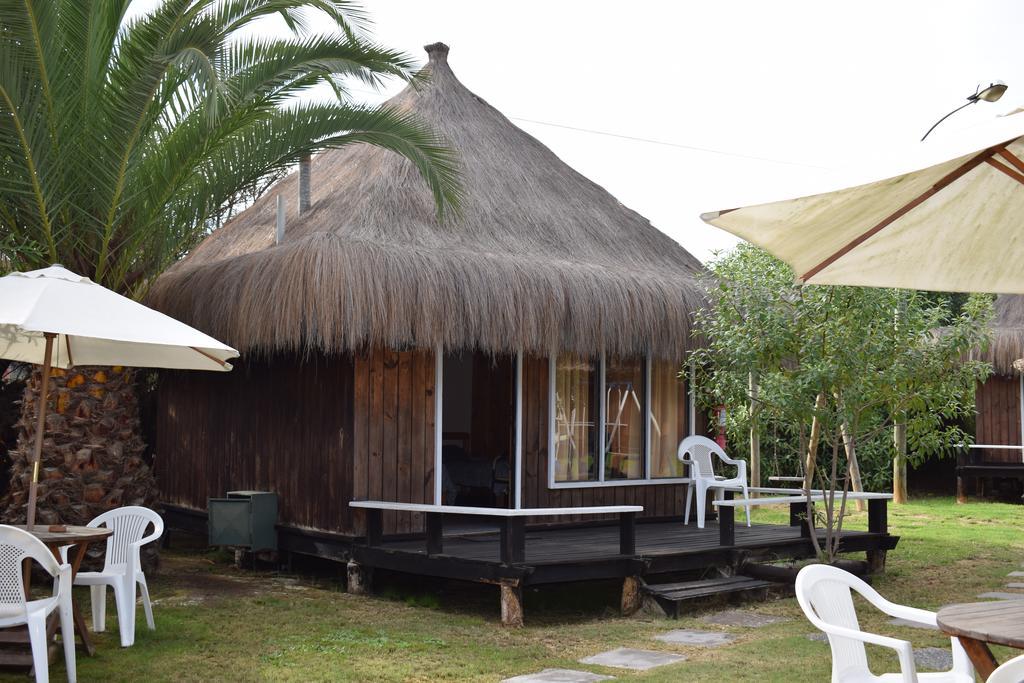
[806,632,828,642]
[977,592,1024,600]
[502,669,615,683]
[700,609,790,627]
[653,629,734,647]
[914,647,953,672]
[1008,571,1024,578]
[579,648,685,671]
[888,617,938,631]
[1006,583,1024,589]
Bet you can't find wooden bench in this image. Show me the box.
[713,491,893,547]
[349,501,644,564]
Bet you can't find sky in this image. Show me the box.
[140,1,1024,261]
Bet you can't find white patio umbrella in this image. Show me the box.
[701,111,1024,293]
[0,265,239,528]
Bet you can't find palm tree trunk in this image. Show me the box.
[3,365,158,564]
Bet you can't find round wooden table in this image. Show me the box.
[15,524,113,656]
[937,600,1024,680]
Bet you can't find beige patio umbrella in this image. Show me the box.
[701,111,1024,293]
[0,265,239,528]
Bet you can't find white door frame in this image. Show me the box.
[433,348,524,507]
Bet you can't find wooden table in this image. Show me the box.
[16,525,113,657]
[937,601,1024,680]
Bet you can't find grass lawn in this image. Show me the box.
[5,497,1021,682]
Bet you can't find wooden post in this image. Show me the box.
[620,576,642,616]
[718,490,735,547]
[789,500,812,538]
[749,372,760,496]
[366,508,383,547]
[26,332,55,530]
[347,561,373,595]
[425,512,443,556]
[618,512,636,556]
[499,517,525,564]
[866,498,889,573]
[867,498,888,535]
[499,580,524,627]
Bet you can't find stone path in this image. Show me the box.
[805,632,955,672]
[579,648,685,671]
[501,670,615,683]
[887,616,937,630]
[507,608,787,680]
[653,629,734,647]
[914,647,953,672]
[700,609,789,627]
[977,591,1024,600]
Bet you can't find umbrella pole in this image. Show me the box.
[26,333,55,530]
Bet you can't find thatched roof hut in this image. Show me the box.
[148,42,705,359]
[975,294,1024,376]
[151,43,711,578]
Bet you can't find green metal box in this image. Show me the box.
[208,490,278,551]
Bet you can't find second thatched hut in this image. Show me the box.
[963,294,1024,500]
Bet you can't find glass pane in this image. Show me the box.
[553,354,599,482]
[650,359,688,478]
[605,356,645,480]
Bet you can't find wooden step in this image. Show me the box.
[642,575,775,619]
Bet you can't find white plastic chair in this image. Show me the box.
[70,507,163,648]
[989,653,1024,683]
[0,525,76,683]
[796,564,974,683]
[677,435,751,529]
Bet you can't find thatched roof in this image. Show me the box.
[977,294,1024,375]
[147,43,705,359]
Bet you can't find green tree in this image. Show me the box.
[693,245,992,559]
[0,0,461,529]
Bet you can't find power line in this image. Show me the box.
[344,84,830,170]
[508,116,831,169]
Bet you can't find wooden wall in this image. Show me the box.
[157,348,705,543]
[975,375,1022,463]
[156,354,355,534]
[520,355,696,522]
[352,348,436,536]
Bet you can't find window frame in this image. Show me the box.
[547,352,694,489]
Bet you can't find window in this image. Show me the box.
[650,359,689,478]
[549,354,691,487]
[552,354,600,482]
[604,356,644,480]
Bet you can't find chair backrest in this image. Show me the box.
[796,564,883,678]
[677,435,724,479]
[989,653,1024,683]
[88,506,164,571]
[0,526,60,609]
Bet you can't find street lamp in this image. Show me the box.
[921,82,1008,141]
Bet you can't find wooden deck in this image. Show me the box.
[350,518,899,586]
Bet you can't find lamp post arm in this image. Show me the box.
[921,99,976,141]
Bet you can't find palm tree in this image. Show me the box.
[0,0,461,531]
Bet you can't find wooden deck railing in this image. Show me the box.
[713,491,892,546]
[349,501,643,563]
